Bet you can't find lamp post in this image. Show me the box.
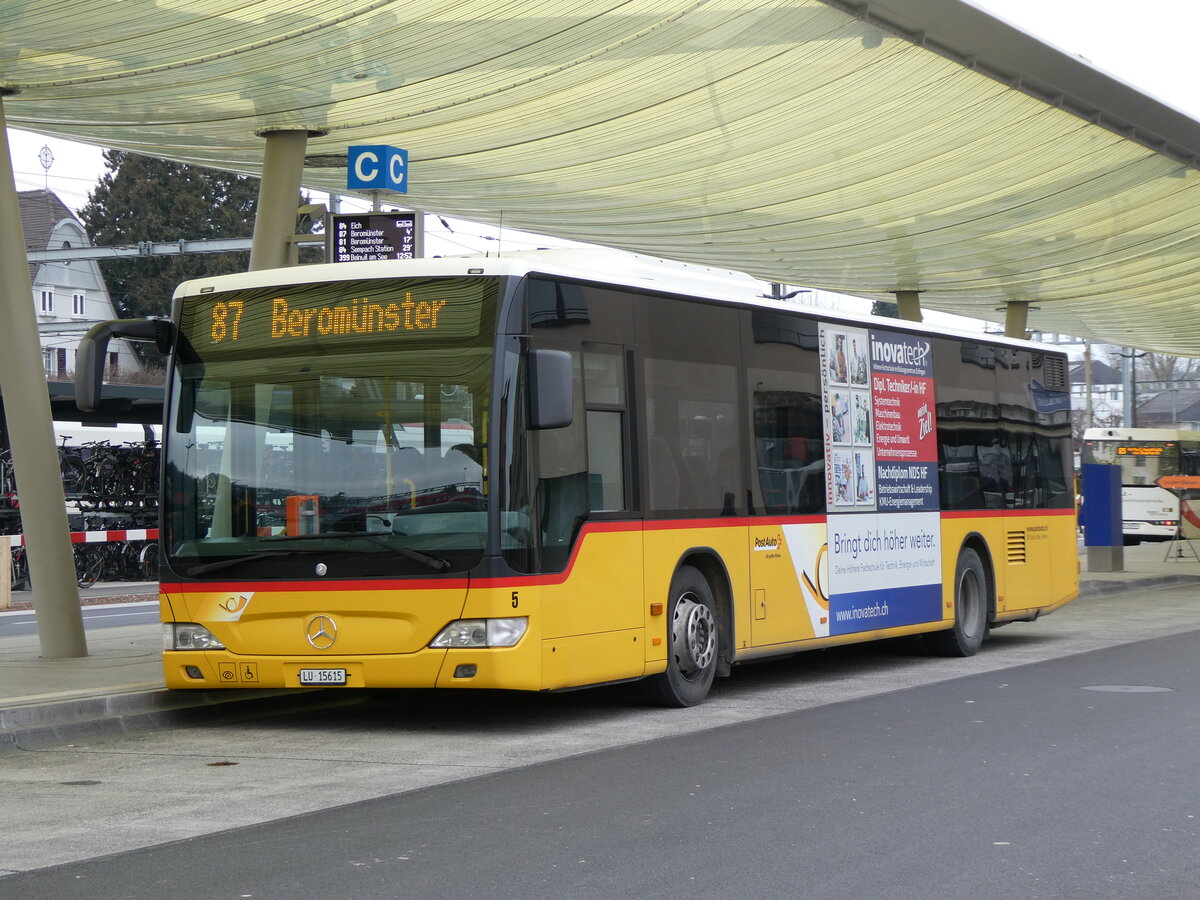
[1119,347,1146,427]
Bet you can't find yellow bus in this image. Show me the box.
[78,249,1078,706]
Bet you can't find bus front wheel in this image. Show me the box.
[928,547,988,657]
[643,566,718,707]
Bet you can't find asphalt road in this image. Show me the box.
[0,599,158,636]
[4,616,1200,898]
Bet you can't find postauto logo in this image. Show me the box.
[754,533,784,552]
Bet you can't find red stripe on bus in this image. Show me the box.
[160,508,1072,596]
[940,508,1075,520]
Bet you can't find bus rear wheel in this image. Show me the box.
[643,566,718,707]
[928,547,988,657]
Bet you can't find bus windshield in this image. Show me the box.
[163,276,506,578]
[1082,440,1181,485]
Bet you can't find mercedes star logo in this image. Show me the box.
[306,615,337,650]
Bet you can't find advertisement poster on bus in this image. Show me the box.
[817,324,942,635]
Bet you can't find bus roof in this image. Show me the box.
[1083,427,1200,442]
[174,248,1057,354]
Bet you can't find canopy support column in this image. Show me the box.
[895,290,922,322]
[0,91,86,657]
[1005,301,1030,339]
[1122,349,1138,427]
[249,129,310,272]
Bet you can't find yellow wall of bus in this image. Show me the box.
[556,513,1077,682]
[535,513,1077,687]
[161,512,1076,693]
[938,512,1078,621]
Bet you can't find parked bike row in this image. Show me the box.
[9,538,158,591]
[0,438,160,512]
[1,437,161,591]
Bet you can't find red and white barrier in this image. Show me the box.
[1,528,160,608]
[4,529,159,547]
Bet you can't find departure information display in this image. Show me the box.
[330,213,418,262]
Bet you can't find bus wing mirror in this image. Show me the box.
[528,349,573,430]
[76,318,174,412]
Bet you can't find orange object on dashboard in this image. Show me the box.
[285,495,320,535]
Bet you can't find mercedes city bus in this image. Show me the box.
[77,250,1078,706]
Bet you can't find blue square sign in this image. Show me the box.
[347,145,408,193]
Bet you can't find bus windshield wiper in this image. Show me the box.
[185,551,290,576]
[260,531,451,571]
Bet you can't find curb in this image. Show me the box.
[1078,573,1200,599]
[0,687,356,755]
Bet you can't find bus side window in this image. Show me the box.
[582,345,628,512]
[751,389,825,515]
[641,298,743,516]
[1035,434,1072,507]
[1183,448,1200,477]
[644,360,738,515]
[532,349,588,571]
[940,442,984,510]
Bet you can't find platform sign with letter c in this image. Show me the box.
[347,145,408,193]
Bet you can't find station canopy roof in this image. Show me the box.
[4,0,1200,354]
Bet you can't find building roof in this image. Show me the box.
[18,189,81,281]
[4,1,1200,353]
[18,189,77,249]
[1069,360,1123,388]
[1138,388,1200,416]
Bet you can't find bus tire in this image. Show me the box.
[928,547,988,657]
[643,566,719,707]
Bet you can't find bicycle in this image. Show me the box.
[0,447,17,509]
[137,540,159,580]
[9,542,29,591]
[57,434,88,500]
[73,543,103,589]
[79,441,120,510]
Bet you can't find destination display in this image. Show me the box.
[1117,445,1166,457]
[817,323,942,636]
[178,277,493,357]
[330,213,418,262]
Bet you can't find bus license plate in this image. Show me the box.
[299,668,347,686]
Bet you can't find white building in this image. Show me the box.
[1069,358,1124,424]
[19,189,139,378]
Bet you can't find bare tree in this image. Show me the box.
[1103,348,1200,390]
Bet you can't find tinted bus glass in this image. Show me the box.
[164,277,504,579]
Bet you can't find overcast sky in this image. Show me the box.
[972,0,1199,114]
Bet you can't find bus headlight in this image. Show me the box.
[430,618,528,648]
[165,623,226,651]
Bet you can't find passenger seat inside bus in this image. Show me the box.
[537,471,588,568]
[943,472,983,509]
[649,435,698,511]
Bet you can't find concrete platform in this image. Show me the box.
[0,617,305,753]
[2,541,1197,753]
